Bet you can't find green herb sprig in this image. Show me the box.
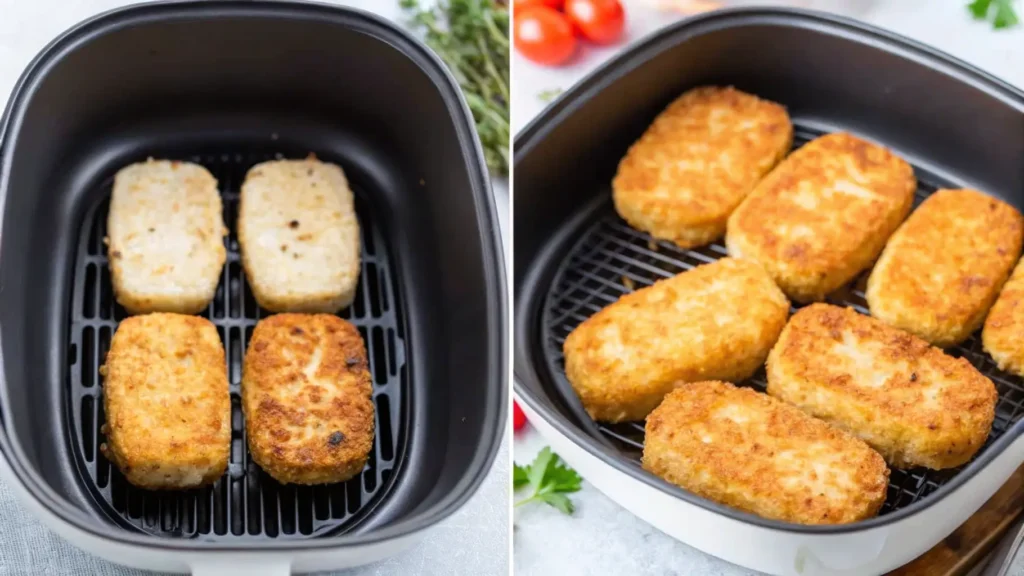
[969,0,1020,29]
[514,447,583,514]
[401,0,510,176]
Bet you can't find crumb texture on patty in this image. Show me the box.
[613,86,792,249]
[643,381,889,525]
[867,188,1024,347]
[984,257,1024,377]
[238,157,361,313]
[243,313,374,485]
[107,159,227,315]
[100,313,230,489]
[563,257,789,423]
[726,132,916,303]
[767,304,997,469]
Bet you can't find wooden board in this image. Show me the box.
[890,464,1024,576]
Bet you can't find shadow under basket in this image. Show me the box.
[70,152,405,540]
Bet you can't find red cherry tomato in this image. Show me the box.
[514,6,577,66]
[513,401,528,431]
[564,0,625,45]
[514,0,565,9]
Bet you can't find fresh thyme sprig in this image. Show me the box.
[401,0,511,176]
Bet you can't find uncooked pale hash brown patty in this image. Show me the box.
[100,313,230,489]
[867,188,1024,348]
[563,257,789,423]
[238,157,361,314]
[726,132,916,303]
[642,381,889,525]
[243,314,374,485]
[767,304,997,470]
[613,86,792,249]
[106,159,227,315]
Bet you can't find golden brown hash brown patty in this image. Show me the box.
[243,314,374,485]
[563,258,789,423]
[100,313,230,489]
[613,86,792,249]
[726,132,916,303]
[984,258,1024,377]
[766,304,997,469]
[643,381,889,525]
[867,189,1024,348]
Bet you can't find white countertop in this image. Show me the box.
[0,1,509,575]
[513,1,1024,575]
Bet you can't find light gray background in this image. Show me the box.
[513,1,1024,575]
[0,1,510,574]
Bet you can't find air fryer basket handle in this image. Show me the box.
[191,559,290,576]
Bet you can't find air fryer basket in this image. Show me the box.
[0,0,505,554]
[514,7,1024,535]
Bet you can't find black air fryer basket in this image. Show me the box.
[0,1,505,573]
[514,7,1024,575]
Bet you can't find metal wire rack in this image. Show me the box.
[66,151,406,540]
[540,130,1024,515]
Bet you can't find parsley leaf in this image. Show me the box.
[527,446,553,488]
[513,447,583,514]
[540,493,574,514]
[968,0,1020,29]
[537,88,564,103]
[969,0,993,18]
[994,0,1021,27]
[513,463,529,489]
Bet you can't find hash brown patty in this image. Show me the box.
[563,258,789,423]
[243,314,374,485]
[642,381,889,525]
[107,159,227,315]
[100,313,230,489]
[867,189,1024,347]
[238,157,361,313]
[726,132,916,303]
[766,304,997,469]
[983,258,1024,377]
[612,86,792,249]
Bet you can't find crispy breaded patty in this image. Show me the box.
[867,189,1024,347]
[243,314,374,485]
[100,314,230,489]
[643,381,889,525]
[983,258,1024,376]
[766,304,997,469]
[107,159,227,315]
[612,86,792,249]
[238,157,361,314]
[563,258,789,423]
[726,132,916,303]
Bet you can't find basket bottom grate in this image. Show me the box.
[66,150,407,540]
